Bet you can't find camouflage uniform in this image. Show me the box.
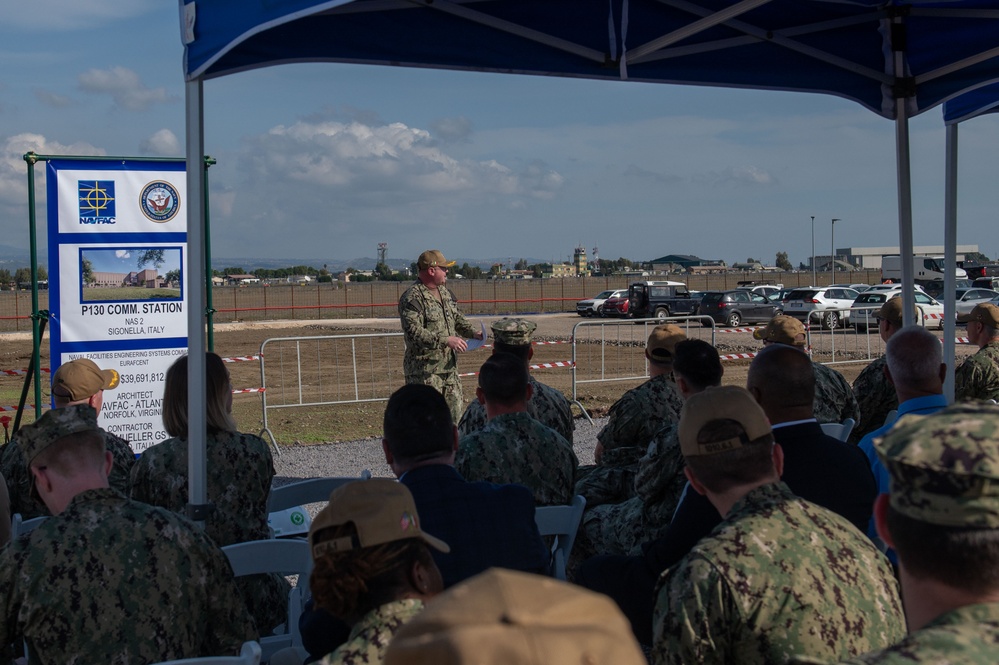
[851,356,898,442]
[575,374,683,507]
[0,426,135,519]
[0,487,256,663]
[455,411,577,506]
[575,424,686,561]
[399,282,477,423]
[319,599,425,665]
[459,376,573,444]
[813,360,861,426]
[130,430,288,634]
[652,482,905,665]
[954,340,999,403]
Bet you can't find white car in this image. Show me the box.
[576,289,626,317]
[783,286,859,329]
[851,290,944,331]
[955,288,999,318]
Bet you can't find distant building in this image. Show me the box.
[226,273,259,285]
[542,263,575,278]
[91,271,127,288]
[650,254,716,272]
[573,246,588,276]
[287,275,313,284]
[816,245,980,271]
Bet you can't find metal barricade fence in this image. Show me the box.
[803,304,938,366]
[258,332,406,451]
[571,315,717,421]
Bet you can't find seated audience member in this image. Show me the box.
[953,302,999,402]
[652,386,904,665]
[0,405,254,663]
[850,297,904,442]
[573,339,721,562]
[384,568,647,665]
[753,315,859,425]
[456,352,577,505]
[308,479,447,664]
[575,324,685,507]
[131,352,287,634]
[299,384,549,662]
[458,318,573,443]
[576,344,881,646]
[1,357,135,519]
[793,402,999,664]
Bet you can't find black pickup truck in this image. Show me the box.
[628,280,701,320]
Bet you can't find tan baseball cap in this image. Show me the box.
[874,297,904,328]
[383,568,647,665]
[646,324,686,362]
[417,250,456,271]
[309,478,449,559]
[957,302,999,327]
[18,404,100,465]
[678,385,772,457]
[51,358,120,401]
[753,315,806,346]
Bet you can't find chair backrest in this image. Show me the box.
[533,495,586,581]
[819,417,856,442]
[11,513,47,539]
[267,471,372,513]
[151,640,261,665]
[222,540,313,661]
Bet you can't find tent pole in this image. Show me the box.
[943,123,958,403]
[185,79,210,525]
[895,102,915,326]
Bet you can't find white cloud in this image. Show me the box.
[33,89,74,108]
[0,133,105,207]
[430,116,473,143]
[115,250,131,259]
[140,129,181,156]
[78,66,176,112]
[4,1,160,31]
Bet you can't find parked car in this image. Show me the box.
[830,283,871,293]
[735,281,784,300]
[627,281,700,320]
[600,293,630,317]
[768,287,794,304]
[576,289,626,317]
[973,277,999,290]
[954,288,999,318]
[851,290,944,331]
[783,286,860,329]
[923,279,972,298]
[699,290,783,327]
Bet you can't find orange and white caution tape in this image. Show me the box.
[0,405,40,412]
[231,387,265,394]
[222,355,261,363]
[718,352,759,361]
[0,368,50,377]
[459,360,575,377]
[715,327,759,333]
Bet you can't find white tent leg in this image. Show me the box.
[185,79,209,524]
[895,98,916,326]
[943,123,958,403]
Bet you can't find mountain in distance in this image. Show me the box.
[212,256,555,272]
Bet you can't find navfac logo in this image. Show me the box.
[78,181,116,224]
[140,180,180,223]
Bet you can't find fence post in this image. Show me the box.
[513,279,518,314]
[232,288,237,322]
[370,284,374,318]
[317,281,321,320]
[263,285,268,318]
[291,285,295,320]
[539,279,544,314]
[493,280,497,316]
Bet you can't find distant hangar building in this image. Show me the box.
[650,254,723,272]
[837,245,980,270]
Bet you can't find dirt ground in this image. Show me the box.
[0,313,973,445]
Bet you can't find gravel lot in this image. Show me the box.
[272,415,605,485]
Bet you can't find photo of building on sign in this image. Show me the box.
[80,247,183,302]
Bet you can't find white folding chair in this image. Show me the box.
[10,513,47,539]
[152,640,262,665]
[820,417,856,442]
[267,471,372,513]
[222,540,313,663]
[534,495,586,581]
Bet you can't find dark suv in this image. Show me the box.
[698,290,783,327]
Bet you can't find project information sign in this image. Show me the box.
[47,159,188,453]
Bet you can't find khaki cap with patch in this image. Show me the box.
[679,385,772,457]
[957,302,999,327]
[491,318,536,346]
[874,296,904,328]
[417,249,456,271]
[875,402,999,528]
[18,404,100,465]
[52,358,119,401]
[383,568,647,665]
[753,315,806,346]
[309,478,449,560]
[646,324,686,362]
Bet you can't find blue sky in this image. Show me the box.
[2,2,998,269]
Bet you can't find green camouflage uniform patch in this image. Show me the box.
[318,599,425,665]
[458,376,573,443]
[954,341,999,403]
[851,356,898,442]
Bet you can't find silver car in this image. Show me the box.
[783,286,859,329]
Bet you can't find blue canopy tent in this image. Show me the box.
[940,82,999,401]
[179,0,999,515]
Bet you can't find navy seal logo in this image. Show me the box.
[139,181,180,223]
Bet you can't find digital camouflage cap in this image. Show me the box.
[491,318,536,346]
[875,402,999,528]
[18,403,100,465]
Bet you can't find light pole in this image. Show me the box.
[810,215,816,286]
[831,218,841,284]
